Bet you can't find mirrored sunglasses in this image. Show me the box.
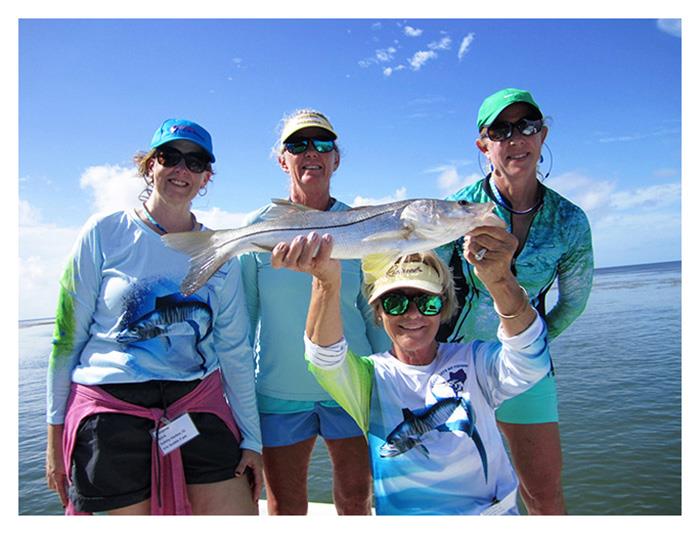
[380,292,444,316]
[284,137,336,155]
[485,117,544,142]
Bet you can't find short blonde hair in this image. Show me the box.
[363,251,458,325]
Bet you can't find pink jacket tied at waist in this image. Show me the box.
[62,370,240,515]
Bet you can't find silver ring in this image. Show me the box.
[475,248,487,261]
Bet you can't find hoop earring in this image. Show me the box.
[198,186,208,197]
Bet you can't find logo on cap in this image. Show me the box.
[169,124,204,141]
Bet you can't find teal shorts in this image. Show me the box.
[495,372,559,424]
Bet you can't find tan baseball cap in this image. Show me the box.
[367,260,444,304]
[280,110,337,142]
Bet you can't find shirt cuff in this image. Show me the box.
[304,333,348,369]
[496,313,546,350]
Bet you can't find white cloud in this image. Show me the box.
[383,67,393,77]
[371,22,382,31]
[19,201,83,319]
[609,183,681,210]
[458,33,475,61]
[352,187,408,207]
[79,164,144,214]
[404,25,423,37]
[193,206,249,229]
[375,46,397,62]
[408,50,437,71]
[543,171,680,267]
[657,19,681,38]
[19,165,254,319]
[424,165,481,196]
[428,36,451,51]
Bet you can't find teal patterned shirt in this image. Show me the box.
[438,177,594,343]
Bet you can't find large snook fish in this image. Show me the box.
[163,198,503,296]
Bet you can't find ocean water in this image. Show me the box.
[17,261,681,515]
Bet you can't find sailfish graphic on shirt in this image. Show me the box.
[378,394,489,482]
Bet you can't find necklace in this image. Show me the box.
[487,175,542,215]
[142,203,196,234]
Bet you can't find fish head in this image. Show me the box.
[116,324,163,344]
[400,199,504,243]
[378,423,421,458]
[379,436,416,458]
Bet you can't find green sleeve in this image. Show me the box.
[305,349,375,435]
[546,209,594,339]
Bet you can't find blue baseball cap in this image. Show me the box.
[150,118,215,162]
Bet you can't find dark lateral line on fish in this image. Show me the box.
[242,208,400,238]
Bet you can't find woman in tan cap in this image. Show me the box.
[268,227,551,515]
[438,88,594,513]
[239,109,390,514]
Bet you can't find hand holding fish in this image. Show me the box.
[270,231,340,286]
[463,226,519,286]
[464,226,536,336]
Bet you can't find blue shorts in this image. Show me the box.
[260,402,364,447]
[495,372,559,424]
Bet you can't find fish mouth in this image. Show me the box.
[379,443,403,457]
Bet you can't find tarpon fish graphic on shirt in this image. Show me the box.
[116,294,213,349]
[379,395,489,482]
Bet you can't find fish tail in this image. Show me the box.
[162,230,243,296]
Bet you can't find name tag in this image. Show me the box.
[151,413,200,455]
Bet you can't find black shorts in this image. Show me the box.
[69,379,242,513]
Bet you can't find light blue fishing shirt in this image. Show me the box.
[239,200,391,408]
[438,177,594,343]
[305,316,551,515]
[46,210,262,453]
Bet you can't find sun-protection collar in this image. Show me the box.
[368,261,444,304]
[476,88,542,131]
[281,111,337,143]
[150,118,215,162]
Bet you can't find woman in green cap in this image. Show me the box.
[438,88,594,514]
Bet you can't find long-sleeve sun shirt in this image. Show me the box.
[304,316,551,515]
[46,210,262,453]
[239,200,390,405]
[438,177,594,343]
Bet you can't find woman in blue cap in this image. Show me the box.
[45,119,262,515]
[438,89,594,514]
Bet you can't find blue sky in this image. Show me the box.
[16,15,683,320]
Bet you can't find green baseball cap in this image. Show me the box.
[476,88,542,131]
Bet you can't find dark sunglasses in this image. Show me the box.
[485,117,544,142]
[284,137,336,155]
[156,147,210,173]
[380,292,444,317]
